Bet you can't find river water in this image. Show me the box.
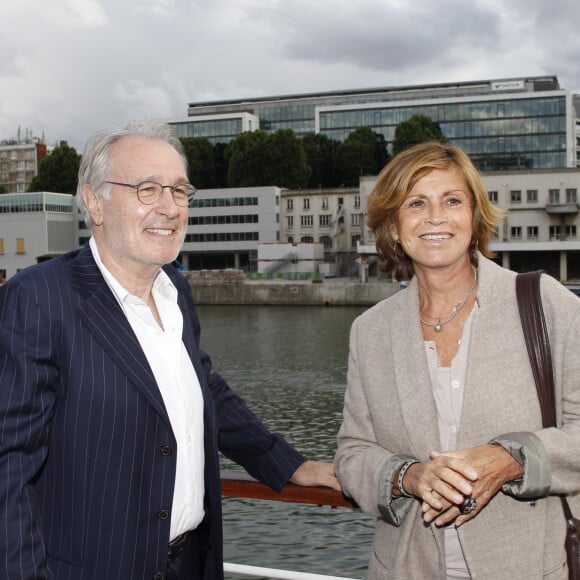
[196,305,376,579]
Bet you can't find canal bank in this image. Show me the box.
[185,270,399,306]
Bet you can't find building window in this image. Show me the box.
[16,237,25,253]
[287,236,294,243]
[549,189,560,204]
[351,213,363,226]
[321,197,329,210]
[301,236,314,243]
[320,235,332,249]
[527,226,538,239]
[566,225,577,238]
[300,215,313,227]
[510,227,522,239]
[527,189,538,202]
[351,234,361,248]
[287,216,293,227]
[488,191,498,204]
[566,188,577,203]
[287,198,293,210]
[303,198,310,210]
[510,190,522,203]
[550,225,561,240]
[354,195,361,209]
[319,215,331,226]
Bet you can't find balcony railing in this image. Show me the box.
[221,470,360,579]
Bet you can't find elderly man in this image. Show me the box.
[0,121,339,580]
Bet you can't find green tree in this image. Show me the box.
[336,127,387,186]
[28,143,80,194]
[265,129,310,189]
[302,133,340,188]
[180,137,216,188]
[213,142,228,188]
[225,130,271,187]
[0,185,7,194]
[392,114,446,156]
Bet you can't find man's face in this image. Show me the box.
[87,137,189,281]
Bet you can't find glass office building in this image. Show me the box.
[173,76,578,171]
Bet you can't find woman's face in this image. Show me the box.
[395,166,473,273]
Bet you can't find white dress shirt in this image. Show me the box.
[89,238,205,540]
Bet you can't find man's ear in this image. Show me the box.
[82,185,104,226]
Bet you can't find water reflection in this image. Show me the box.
[197,305,376,579]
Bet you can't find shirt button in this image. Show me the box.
[154,573,165,580]
[158,508,170,520]
[160,445,172,456]
[451,379,461,389]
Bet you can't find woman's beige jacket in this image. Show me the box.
[335,256,580,579]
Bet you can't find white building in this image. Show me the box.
[257,242,324,276]
[279,187,364,276]
[0,192,75,282]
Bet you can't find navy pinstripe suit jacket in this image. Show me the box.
[0,245,304,579]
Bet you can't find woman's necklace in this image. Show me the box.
[419,267,478,332]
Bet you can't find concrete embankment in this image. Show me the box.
[185,270,399,306]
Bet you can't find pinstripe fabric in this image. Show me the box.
[0,245,305,580]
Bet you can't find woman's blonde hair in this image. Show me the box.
[367,141,505,280]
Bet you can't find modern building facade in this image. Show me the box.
[0,138,50,193]
[0,192,75,281]
[180,185,281,271]
[172,76,579,171]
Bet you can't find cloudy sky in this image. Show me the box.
[1,0,579,151]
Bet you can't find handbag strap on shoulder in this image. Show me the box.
[515,271,556,428]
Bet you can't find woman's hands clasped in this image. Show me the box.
[403,444,524,527]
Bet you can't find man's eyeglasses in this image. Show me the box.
[104,180,196,207]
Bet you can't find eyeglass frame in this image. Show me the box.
[103,180,196,207]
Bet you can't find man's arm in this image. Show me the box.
[0,279,58,579]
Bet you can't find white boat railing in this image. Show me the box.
[220,471,362,580]
[224,562,361,579]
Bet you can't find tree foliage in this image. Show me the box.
[392,114,446,156]
[180,137,216,188]
[226,129,310,188]
[225,130,271,187]
[336,127,388,186]
[0,185,7,194]
[27,144,81,194]
[302,133,340,188]
[266,129,310,189]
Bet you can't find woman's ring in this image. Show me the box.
[459,496,477,514]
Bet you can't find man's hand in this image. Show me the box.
[290,460,342,491]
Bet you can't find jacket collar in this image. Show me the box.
[71,244,171,424]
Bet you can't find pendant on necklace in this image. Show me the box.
[435,322,443,332]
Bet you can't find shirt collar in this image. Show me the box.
[89,237,177,306]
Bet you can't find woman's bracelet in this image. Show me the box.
[396,460,419,498]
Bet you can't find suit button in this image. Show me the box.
[160,445,172,456]
[158,508,170,520]
[153,573,165,580]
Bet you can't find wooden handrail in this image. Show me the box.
[220,470,358,509]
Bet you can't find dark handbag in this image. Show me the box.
[516,271,580,580]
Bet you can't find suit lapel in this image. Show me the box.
[71,245,170,425]
[390,278,441,459]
